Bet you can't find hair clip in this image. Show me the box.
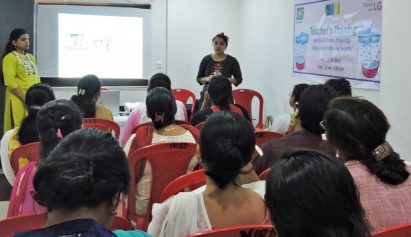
[155,112,165,123]
[78,89,86,95]
[372,141,393,161]
[56,128,63,139]
[61,115,71,121]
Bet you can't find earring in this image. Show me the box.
[110,207,118,216]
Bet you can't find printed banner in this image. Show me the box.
[293,0,382,90]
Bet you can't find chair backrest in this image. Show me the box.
[127,142,197,230]
[258,168,271,181]
[187,224,275,237]
[82,118,120,139]
[232,89,264,129]
[372,223,411,237]
[10,142,41,175]
[160,169,206,202]
[110,215,134,231]
[0,212,47,236]
[1,129,17,185]
[172,88,197,113]
[129,122,200,155]
[195,122,206,132]
[255,131,283,147]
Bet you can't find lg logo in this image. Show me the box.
[363,1,382,11]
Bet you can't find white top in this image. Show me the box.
[148,181,266,237]
[0,129,16,185]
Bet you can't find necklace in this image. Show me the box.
[13,51,38,76]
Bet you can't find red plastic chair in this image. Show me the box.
[160,169,206,202]
[255,131,283,147]
[10,142,41,174]
[126,142,197,231]
[82,118,120,139]
[0,213,133,236]
[195,122,206,132]
[0,213,47,236]
[232,89,264,129]
[372,223,411,237]
[172,88,197,115]
[110,215,134,230]
[258,168,271,180]
[187,224,275,237]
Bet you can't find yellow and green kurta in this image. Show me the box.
[2,51,40,134]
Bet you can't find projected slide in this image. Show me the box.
[58,14,143,78]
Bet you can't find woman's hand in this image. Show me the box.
[12,88,26,102]
[229,75,237,85]
[200,75,214,84]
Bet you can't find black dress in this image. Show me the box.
[196,54,243,105]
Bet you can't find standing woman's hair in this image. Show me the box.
[33,128,130,213]
[207,75,232,111]
[266,149,370,237]
[146,87,177,129]
[200,111,255,189]
[71,74,101,118]
[18,84,55,145]
[212,32,229,45]
[3,28,27,57]
[324,97,409,185]
[36,99,82,158]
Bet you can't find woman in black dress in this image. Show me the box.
[197,33,242,106]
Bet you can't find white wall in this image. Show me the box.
[379,0,411,161]
[165,0,243,96]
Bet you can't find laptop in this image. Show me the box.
[98,90,120,116]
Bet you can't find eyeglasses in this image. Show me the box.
[319,120,326,130]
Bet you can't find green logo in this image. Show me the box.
[297,7,304,20]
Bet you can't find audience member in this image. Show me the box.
[148,111,267,237]
[71,74,113,121]
[325,78,352,97]
[121,73,187,146]
[124,87,198,216]
[8,83,55,169]
[324,97,411,231]
[8,99,82,216]
[266,149,371,237]
[14,128,150,237]
[287,83,309,133]
[190,75,250,126]
[253,84,336,174]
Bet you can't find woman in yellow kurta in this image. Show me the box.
[2,28,41,134]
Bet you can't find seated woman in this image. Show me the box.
[190,75,250,126]
[324,97,411,232]
[123,87,198,216]
[266,149,370,237]
[148,111,267,237]
[71,74,113,121]
[286,83,308,134]
[8,99,82,216]
[121,73,187,146]
[1,83,55,182]
[14,129,150,237]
